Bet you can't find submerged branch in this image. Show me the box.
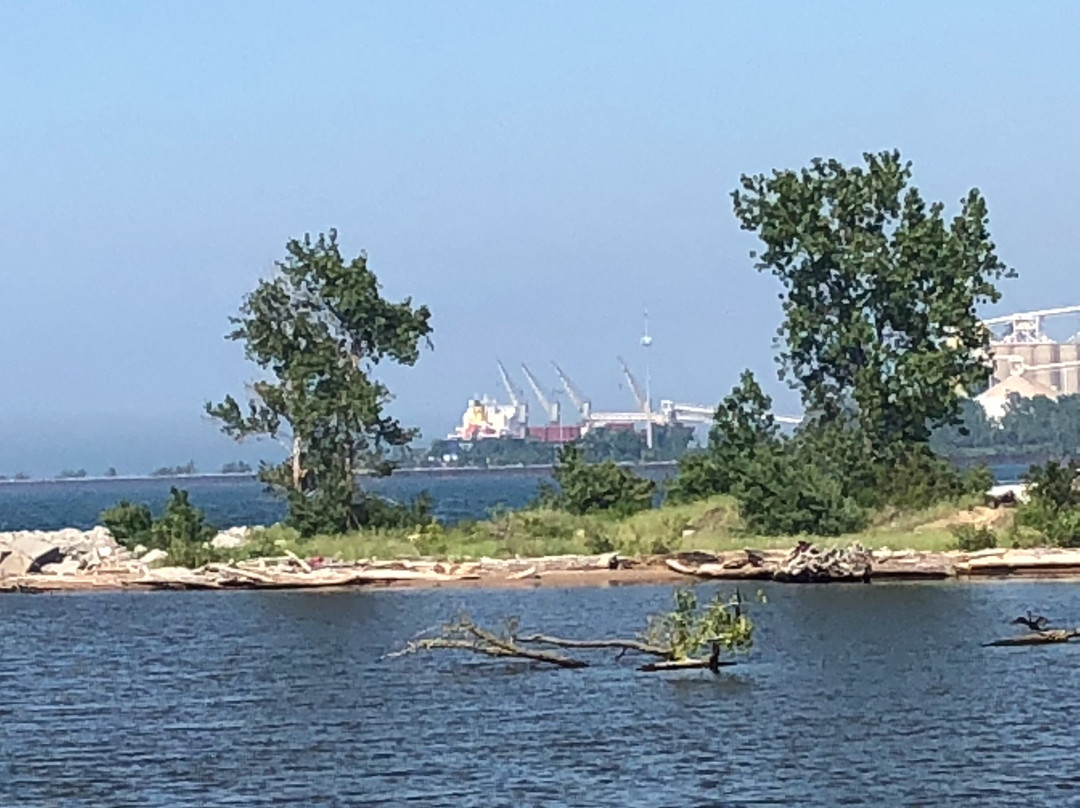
[515,634,672,659]
[388,637,589,668]
[387,587,756,674]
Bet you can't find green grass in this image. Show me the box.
[232,494,1008,563]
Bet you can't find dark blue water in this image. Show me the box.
[2,579,1078,806]
[0,468,678,532]
[0,472,554,532]
[0,462,1014,533]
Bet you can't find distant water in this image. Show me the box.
[0,462,1017,532]
[2,580,1079,805]
[0,468,674,532]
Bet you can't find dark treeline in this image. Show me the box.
[419,425,695,469]
[932,396,1080,461]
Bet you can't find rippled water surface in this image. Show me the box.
[0,471,564,531]
[3,580,1080,806]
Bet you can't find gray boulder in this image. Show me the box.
[0,534,63,577]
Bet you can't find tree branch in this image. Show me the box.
[515,634,673,659]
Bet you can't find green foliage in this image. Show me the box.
[101,488,219,567]
[1015,460,1080,547]
[101,500,154,543]
[733,150,1012,451]
[56,469,87,479]
[354,491,435,530]
[934,395,1080,460]
[151,487,216,546]
[207,229,432,537]
[642,588,755,661]
[104,467,118,478]
[581,427,647,464]
[952,523,997,552]
[545,443,656,517]
[737,451,866,536]
[871,443,987,511]
[667,370,781,503]
[668,371,865,535]
[220,460,253,474]
[427,437,557,468]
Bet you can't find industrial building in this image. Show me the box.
[977,305,1080,418]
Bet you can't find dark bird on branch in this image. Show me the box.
[1012,612,1051,632]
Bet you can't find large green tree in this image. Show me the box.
[208,230,432,536]
[732,150,1013,452]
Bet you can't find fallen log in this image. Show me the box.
[284,549,313,573]
[391,637,589,668]
[984,629,1080,647]
[205,564,279,584]
[387,616,590,668]
[637,642,736,672]
[515,634,670,658]
[639,657,737,672]
[664,558,771,580]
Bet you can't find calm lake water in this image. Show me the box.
[2,579,1079,806]
[0,462,1019,533]
[0,469,674,532]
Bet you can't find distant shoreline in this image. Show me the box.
[0,462,680,486]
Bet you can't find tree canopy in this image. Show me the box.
[732,150,1013,451]
[207,230,432,536]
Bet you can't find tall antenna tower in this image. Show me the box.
[641,309,653,450]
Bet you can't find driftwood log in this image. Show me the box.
[773,542,872,583]
[984,630,1080,647]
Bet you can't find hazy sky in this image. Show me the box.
[1,1,1078,475]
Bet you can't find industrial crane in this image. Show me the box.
[496,359,527,426]
[551,362,591,419]
[521,363,559,424]
[983,305,1080,343]
[617,356,648,413]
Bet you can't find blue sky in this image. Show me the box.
[1,1,1077,475]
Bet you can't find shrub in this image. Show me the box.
[665,452,728,505]
[737,453,866,537]
[952,524,996,552]
[101,501,154,547]
[546,444,656,517]
[1015,461,1080,548]
[101,488,219,566]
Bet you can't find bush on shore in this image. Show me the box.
[1014,460,1080,548]
[101,487,219,567]
[537,444,656,518]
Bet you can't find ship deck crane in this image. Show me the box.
[617,356,648,412]
[551,362,591,419]
[521,363,559,424]
[495,359,528,436]
[496,359,523,410]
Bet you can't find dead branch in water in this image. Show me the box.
[514,634,671,659]
[387,587,758,674]
[984,629,1080,647]
[386,615,589,668]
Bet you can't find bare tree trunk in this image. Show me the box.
[292,435,303,490]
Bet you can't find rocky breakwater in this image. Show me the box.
[0,526,133,578]
[0,524,261,587]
